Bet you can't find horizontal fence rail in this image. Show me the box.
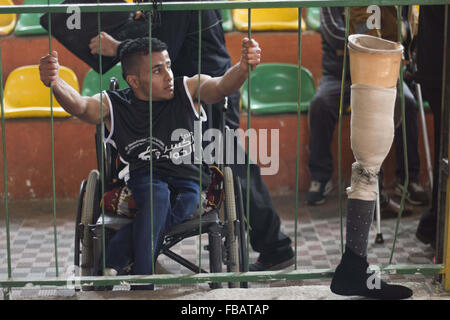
[0,0,450,299]
[0,1,450,14]
[0,265,444,288]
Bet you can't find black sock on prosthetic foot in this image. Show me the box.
[330,246,413,299]
[345,199,375,257]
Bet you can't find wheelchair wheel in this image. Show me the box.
[80,169,100,279]
[234,175,249,288]
[74,179,87,269]
[223,166,240,288]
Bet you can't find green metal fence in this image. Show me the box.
[0,0,449,299]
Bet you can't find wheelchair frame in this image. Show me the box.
[74,77,248,290]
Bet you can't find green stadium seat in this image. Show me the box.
[241,63,316,115]
[221,9,233,32]
[218,0,233,32]
[81,64,129,96]
[14,0,61,36]
[305,7,320,31]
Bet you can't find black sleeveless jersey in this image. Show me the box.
[105,77,210,186]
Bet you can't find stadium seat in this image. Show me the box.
[232,6,306,31]
[305,7,320,31]
[241,63,316,115]
[221,9,233,32]
[81,64,129,96]
[2,65,79,118]
[14,0,61,36]
[0,0,17,36]
[218,0,233,32]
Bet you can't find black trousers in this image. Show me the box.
[421,85,442,220]
[226,138,292,253]
[308,75,421,184]
[204,92,292,255]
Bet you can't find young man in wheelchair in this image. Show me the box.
[39,36,261,289]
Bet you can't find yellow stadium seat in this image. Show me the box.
[0,0,17,36]
[2,65,79,118]
[232,5,306,31]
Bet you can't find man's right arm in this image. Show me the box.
[39,51,110,125]
[89,10,191,61]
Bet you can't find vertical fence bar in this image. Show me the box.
[440,4,450,288]
[96,0,107,274]
[149,13,155,279]
[245,7,252,273]
[445,161,450,290]
[294,7,303,270]
[197,9,203,273]
[47,0,59,278]
[389,5,408,264]
[0,35,11,300]
[337,7,350,255]
[442,3,450,292]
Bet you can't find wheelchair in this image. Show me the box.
[74,78,248,290]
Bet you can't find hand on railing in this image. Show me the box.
[240,37,261,72]
[39,51,60,87]
[89,32,121,57]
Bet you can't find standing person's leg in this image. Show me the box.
[416,86,442,247]
[307,75,351,205]
[227,136,293,271]
[220,91,293,271]
[393,82,428,205]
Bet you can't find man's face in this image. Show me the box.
[134,50,174,101]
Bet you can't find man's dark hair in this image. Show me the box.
[119,37,168,80]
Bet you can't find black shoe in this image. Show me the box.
[306,180,332,205]
[416,209,436,249]
[330,247,413,300]
[249,247,294,271]
[394,181,429,206]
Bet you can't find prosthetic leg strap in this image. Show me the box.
[347,84,397,201]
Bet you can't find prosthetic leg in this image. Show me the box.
[330,35,413,299]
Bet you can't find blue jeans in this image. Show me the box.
[105,168,200,287]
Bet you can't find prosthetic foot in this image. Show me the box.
[331,246,413,299]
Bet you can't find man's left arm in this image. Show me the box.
[186,37,261,105]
